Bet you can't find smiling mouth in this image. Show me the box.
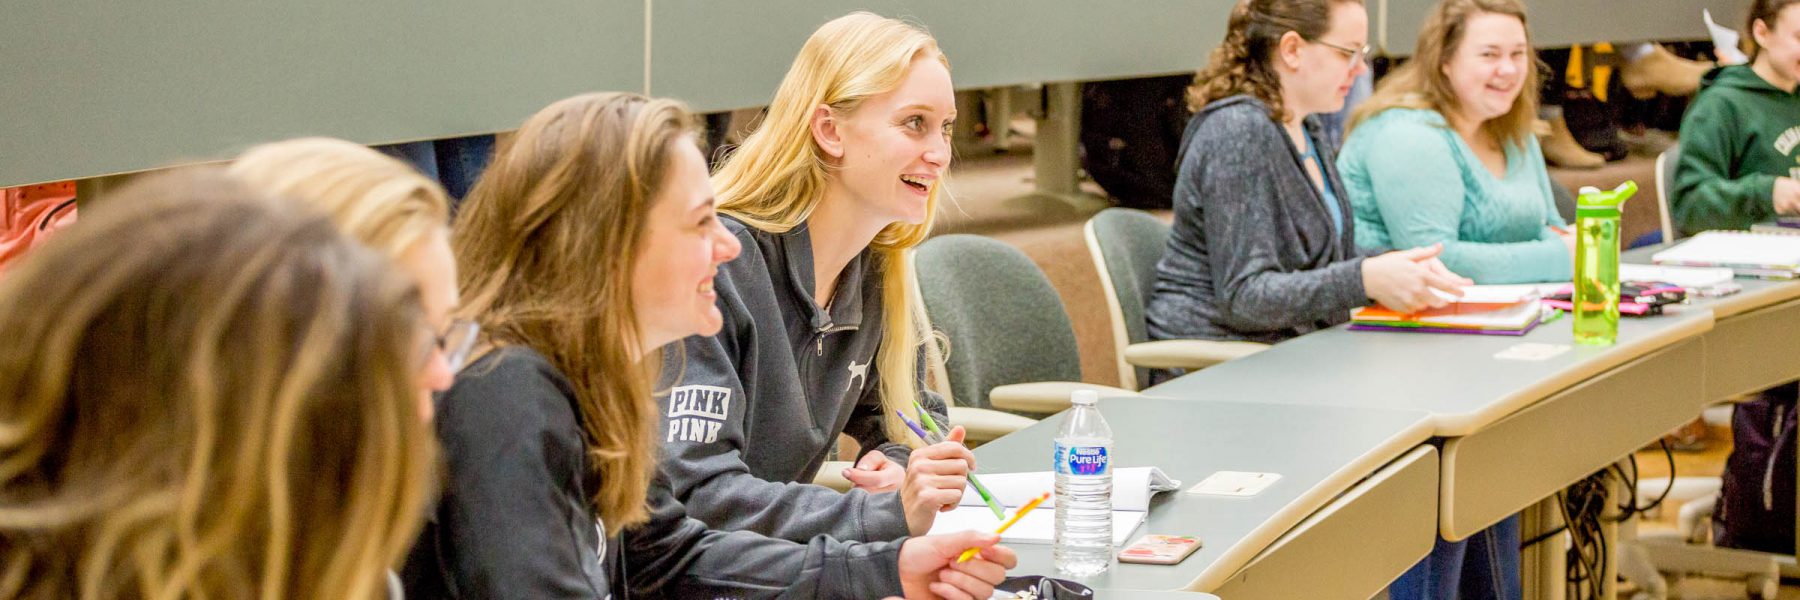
[900,174,932,193]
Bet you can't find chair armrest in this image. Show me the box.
[812,460,856,492]
[947,406,1039,445]
[1123,339,1269,370]
[989,381,1140,414]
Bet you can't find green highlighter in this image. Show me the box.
[914,399,1008,521]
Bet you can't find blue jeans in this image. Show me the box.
[375,134,496,206]
[1389,514,1522,600]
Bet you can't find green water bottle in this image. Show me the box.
[1573,181,1636,346]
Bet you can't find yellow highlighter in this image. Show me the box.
[956,491,1050,563]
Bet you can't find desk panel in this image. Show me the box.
[2,0,643,187]
[649,0,1227,112]
[1215,445,1438,600]
[1703,297,1800,400]
[1384,0,1749,55]
[1439,338,1707,539]
[973,397,1433,592]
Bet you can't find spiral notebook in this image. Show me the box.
[1652,231,1800,279]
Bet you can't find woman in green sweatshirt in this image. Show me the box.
[1672,1,1800,234]
[1672,0,1800,555]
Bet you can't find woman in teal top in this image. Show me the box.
[1335,1,1559,598]
[1337,1,1572,287]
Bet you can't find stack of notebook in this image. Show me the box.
[1652,231,1800,279]
[1349,284,1544,335]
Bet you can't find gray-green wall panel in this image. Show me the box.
[1,1,643,187]
[1384,0,1749,55]
[650,1,1233,112]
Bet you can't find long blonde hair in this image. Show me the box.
[229,137,452,258]
[0,169,437,600]
[453,92,696,529]
[1347,0,1538,146]
[710,12,947,445]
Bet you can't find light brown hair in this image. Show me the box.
[1747,0,1800,60]
[0,169,437,600]
[452,92,697,529]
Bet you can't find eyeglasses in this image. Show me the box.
[435,319,480,373]
[1313,39,1373,64]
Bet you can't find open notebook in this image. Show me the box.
[1652,231,1800,279]
[1349,284,1543,335]
[925,466,1180,545]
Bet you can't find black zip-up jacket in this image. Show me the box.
[658,216,948,543]
[401,347,905,599]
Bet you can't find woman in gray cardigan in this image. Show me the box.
[1146,0,1468,355]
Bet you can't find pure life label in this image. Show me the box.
[1055,443,1110,476]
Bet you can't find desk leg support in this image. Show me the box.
[1523,497,1567,600]
[1033,82,1080,196]
[1601,467,1623,600]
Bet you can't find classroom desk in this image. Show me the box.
[1623,247,1800,401]
[1146,307,1714,541]
[972,397,1437,598]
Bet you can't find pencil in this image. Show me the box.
[957,491,1049,563]
[894,410,1008,520]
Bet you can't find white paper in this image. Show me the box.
[1494,342,1572,362]
[1706,9,1749,65]
[956,466,1180,511]
[1186,471,1282,497]
[929,506,1145,545]
[1619,264,1735,289]
[1652,231,1800,274]
[1431,284,1544,304]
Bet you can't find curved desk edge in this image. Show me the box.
[1189,414,1436,591]
[1436,309,1714,437]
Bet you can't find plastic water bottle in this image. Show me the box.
[1573,181,1635,346]
[1054,389,1114,576]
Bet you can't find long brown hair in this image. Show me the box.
[710,12,947,445]
[453,92,696,529]
[1188,0,1363,121]
[0,169,437,600]
[1747,0,1800,60]
[1347,0,1539,146]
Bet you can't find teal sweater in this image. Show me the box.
[1337,108,1571,284]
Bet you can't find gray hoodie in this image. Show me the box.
[659,216,948,543]
[401,347,904,599]
[1145,94,1370,347]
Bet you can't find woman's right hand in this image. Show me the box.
[897,530,1017,600]
[899,426,975,536]
[1361,243,1472,313]
[1775,177,1800,215]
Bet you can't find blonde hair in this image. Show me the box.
[1188,0,1364,120]
[0,169,437,600]
[453,92,697,529]
[710,11,947,446]
[1347,0,1538,146]
[229,137,452,258]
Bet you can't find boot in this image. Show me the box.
[1540,116,1605,169]
[1622,44,1713,99]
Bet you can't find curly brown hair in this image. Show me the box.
[1188,0,1364,121]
